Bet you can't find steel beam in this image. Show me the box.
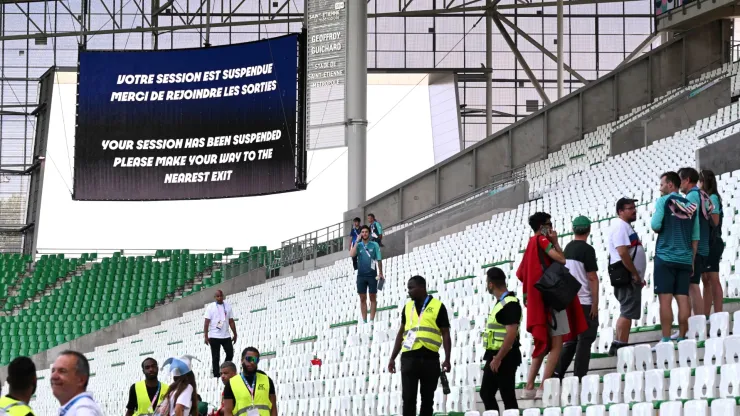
[616,32,658,69]
[493,14,551,105]
[0,17,303,41]
[556,0,563,98]
[497,0,640,8]
[485,0,492,137]
[497,13,587,83]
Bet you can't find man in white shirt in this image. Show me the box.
[607,198,647,356]
[204,290,238,378]
[51,350,104,416]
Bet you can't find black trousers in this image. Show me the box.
[352,255,358,270]
[554,304,599,379]
[400,354,440,416]
[479,354,519,411]
[209,337,234,377]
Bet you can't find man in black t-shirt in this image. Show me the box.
[554,216,600,379]
[479,268,522,412]
[125,358,167,416]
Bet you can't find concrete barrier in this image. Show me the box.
[697,131,740,175]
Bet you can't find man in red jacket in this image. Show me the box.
[517,212,588,399]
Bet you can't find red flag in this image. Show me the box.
[311,358,322,366]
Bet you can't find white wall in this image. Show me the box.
[36,73,434,252]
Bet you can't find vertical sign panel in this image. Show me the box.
[306,0,348,149]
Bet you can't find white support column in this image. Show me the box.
[346,0,368,209]
[557,0,564,99]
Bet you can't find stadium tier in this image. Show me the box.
[10,75,740,415]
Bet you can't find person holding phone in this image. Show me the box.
[350,225,383,324]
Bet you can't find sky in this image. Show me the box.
[36,73,435,254]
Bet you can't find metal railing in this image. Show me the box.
[277,221,350,268]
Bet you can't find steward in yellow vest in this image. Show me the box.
[388,275,452,416]
[223,347,277,416]
[479,267,522,412]
[2,357,37,416]
[126,358,169,416]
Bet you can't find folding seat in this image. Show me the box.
[602,372,622,404]
[686,315,708,341]
[522,410,542,416]
[631,402,655,416]
[584,405,606,416]
[669,367,692,400]
[464,412,481,416]
[655,341,676,370]
[319,396,331,415]
[616,346,635,373]
[719,363,740,397]
[446,387,461,413]
[693,365,718,399]
[543,408,562,416]
[363,393,376,416]
[542,377,561,407]
[580,374,600,405]
[482,411,499,416]
[732,310,740,335]
[724,335,740,364]
[645,369,666,401]
[562,406,582,416]
[623,371,644,403]
[561,376,579,406]
[461,386,476,413]
[607,403,629,416]
[709,398,736,415]
[678,339,698,368]
[467,362,482,386]
[709,311,730,338]
[376,393,390,415]
[634,344,654,371]
[684,399,709,416]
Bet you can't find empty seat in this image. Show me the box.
[645,369,666,401]
[710,398,736,415]
[669,367,692,400]
[632,401,655,416]
[655,342,676,370]
[634,345,653,371]
[616,346,635,373]
[683,399,709,416]
[724,335,740,364]
[709,312,730,338]
[580,374,600,405]
[659,400,684,415]
[678,339,698,368]
[542,378,561,407]
[694,365,718,399]
[686,315,708,341]
[561,376,579,406]
[602,372,622,404]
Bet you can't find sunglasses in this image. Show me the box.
[245,356,259,364]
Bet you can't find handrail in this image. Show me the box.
[698,117,740,143]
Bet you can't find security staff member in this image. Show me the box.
[388,275,452,416]
[0,356,37,416]
[125,357,169,416]
[223,347,277,416]
[480,267,522,412]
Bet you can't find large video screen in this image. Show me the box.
[74,34,305,201]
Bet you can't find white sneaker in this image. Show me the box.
[535,389,544,400]
[670,330,680,340]
[521,389,536,400]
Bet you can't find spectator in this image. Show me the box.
[387,275,452,416]
[367,213,383,247]
[204,290,237,378]
[349,225,384,323]
[125,357,169,416]
[479,267,521,412]
[223,347,278,416]
[679,167,707,317]
[517,212,587,399]
[607,198,646,355]
[0,356,36,416]
[156,355,198,416]
[700,170,725,315]
[349,217,362,271]
[554,216,599,379]
[50,350,104,416]
[652,171,699,343]
[211,362,237,416]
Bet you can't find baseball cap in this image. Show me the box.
[572,215,592,227]
[616,197,638,213]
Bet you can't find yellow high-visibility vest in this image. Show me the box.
[133,381,169,416]
[229,372,272,416]
[402,297,443,352]
[0,396,34,416]
[483,295,520,351]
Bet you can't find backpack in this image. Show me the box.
[691,189,720,244]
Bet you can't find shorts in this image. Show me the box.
[614,281,643,320]
[653,256,691,296]
[549,308,570,337]
[357,274,378,294]
[690,255,706,284]
[705,238,725,273]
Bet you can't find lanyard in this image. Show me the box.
[241,373,256,402]
[216,303,227,321]
[412,295,432,329]
[498,291,510,303]
[150,382,161,410]
[59,394,91,416]
[357,242,372,258]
